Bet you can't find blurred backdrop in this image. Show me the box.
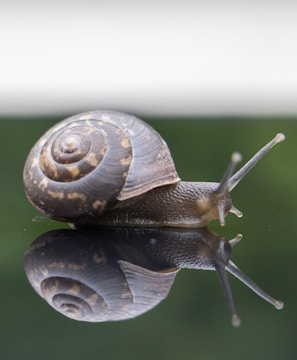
[0,1,296,360]
[1,0,297,117]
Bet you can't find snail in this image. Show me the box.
[24,227,284,326]
[23,110,285,227]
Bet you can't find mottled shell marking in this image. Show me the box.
[25,229,179,322]
[23,111,180,222]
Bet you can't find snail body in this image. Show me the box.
[23,110,284,226]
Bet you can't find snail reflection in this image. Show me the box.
[25,227,283,327]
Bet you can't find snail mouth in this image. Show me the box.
[195,193,233,227]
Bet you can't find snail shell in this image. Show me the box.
[24,228,179,322]
[23,111,180,222]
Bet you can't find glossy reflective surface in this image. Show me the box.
[0,116,296,360]
[25,226,280,327]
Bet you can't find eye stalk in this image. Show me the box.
[214,152,242,226]
[213,233,284,327]
[213,133,285,226]
[228,133,285,192]
[226,260,284,311]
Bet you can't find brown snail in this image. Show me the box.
[23,110,285,227]
[24,227,283,326]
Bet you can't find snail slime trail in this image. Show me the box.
[23,110,285,326]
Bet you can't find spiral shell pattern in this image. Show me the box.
[24,229,179,322]
[24,231,134,321]
[23,111,180,222]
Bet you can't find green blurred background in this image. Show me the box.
[0,116,295,360]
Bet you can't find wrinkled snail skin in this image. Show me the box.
[92,181,232,228]
[25,227,283,325]
[23,110,284,227]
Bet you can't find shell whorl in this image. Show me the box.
[24,229,179,322]
[23,111,180,222]
[39,277,110,321]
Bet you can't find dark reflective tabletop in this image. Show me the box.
[0,115,296,360]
